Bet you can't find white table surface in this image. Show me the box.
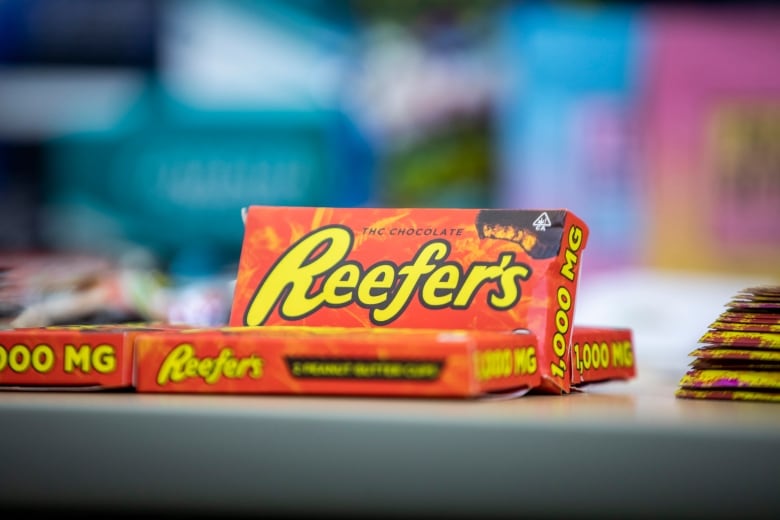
[2,368,778,519]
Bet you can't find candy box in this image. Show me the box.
[570,326,636,386]
[0,323,177,390]
[229,206,588,394]
[133,326,542,399]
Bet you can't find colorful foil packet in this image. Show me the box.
[706,321,780,333]
[699,330,780,349]
[675,388,780,403]
[716,312,780,324]
[688,347,780,362]
[677,284,780,402]
[678,369,780,390]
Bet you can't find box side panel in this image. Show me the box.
[570,326,636,385]
[135,328,541,398]
[536,212,590,393]
[471,333,542,394]
[0,328,133,389]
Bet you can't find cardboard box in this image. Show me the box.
[134,326,541,398]
[570,326,636,386]
[0,323,175,390]
[229,206,589,393]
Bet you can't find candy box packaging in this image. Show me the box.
[133,326,542,399]
[0,323,177,390]
[229,206,589,394]
[570,326,636,386]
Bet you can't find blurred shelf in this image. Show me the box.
[1,371,779,518]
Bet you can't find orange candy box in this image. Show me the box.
[133,326,542,398]
[0,323,178,390]
[229,206,589,394]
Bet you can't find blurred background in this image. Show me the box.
[1,0,779,378]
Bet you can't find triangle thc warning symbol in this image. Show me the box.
[532,212,552,232]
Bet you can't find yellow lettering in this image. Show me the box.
[490,255,529,308]
[9,344,30,373]
[454,264,500,307]
[0,344,56,374]
[569,225,583,251]
[223,358,238,378]
[322,263,360,306]
[421,264,459,307]
[246,225,353,326]
[158,343,193,384]
[372,241,449,324]
[555,309,569,335]
[197,358,214,379]
[513,346,538,375]
[64,344,91,373]
[612,341,634,368]
[475,349,513,381]
[157,343,264,385]
[31,344,55,373]
[236,357,260,378]
[583,342,592,369]
[600,342,610,369]
[454,254,529,310]
[557,286,572,311]
[551,224,583,385]
[356,264,395,306]
[560,249,578,282]
[624,342,634,367]
[403,363,439,379]
[185,357,199,377]
[92,344,117,374]
[560,226,584,282]
[552,332,567,358]
[549,360,566,378]
[527,348,538,374]
[244,226,532,326]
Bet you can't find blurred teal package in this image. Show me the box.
[495,3,646,272]
[41,0,374,267]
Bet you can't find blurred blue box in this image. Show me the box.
[495,3,646,272]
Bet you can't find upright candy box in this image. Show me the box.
[229,206,589,394]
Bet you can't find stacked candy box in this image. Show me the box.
[0,323,183,390]
[133,326,542,399]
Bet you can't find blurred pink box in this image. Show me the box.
[642,7,780,279]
